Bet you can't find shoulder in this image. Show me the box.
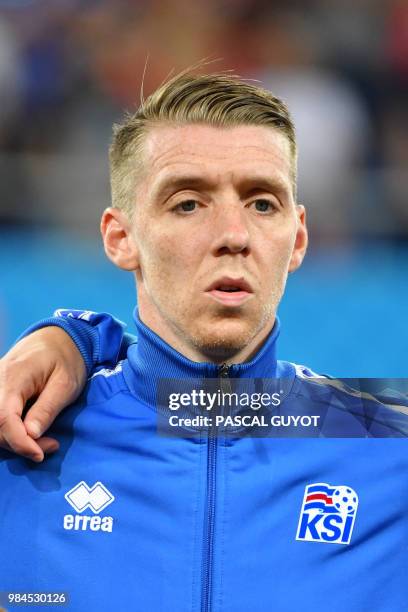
[81,360,130,406]
[288,362,408,436]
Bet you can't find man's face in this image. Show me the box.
[108,123,307,362]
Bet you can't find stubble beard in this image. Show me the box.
[177,290,282,362]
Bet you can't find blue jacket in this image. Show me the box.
[1,309,408,612]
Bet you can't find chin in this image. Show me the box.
[189,317,255,358]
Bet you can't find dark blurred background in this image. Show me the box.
[0,0,407,375]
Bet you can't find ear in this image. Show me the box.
[101,207,140,271]
[288,204,308,273]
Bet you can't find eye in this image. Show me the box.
[250,199,277,213]
[173,200,198,214]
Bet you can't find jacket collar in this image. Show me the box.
[124,308,283,406]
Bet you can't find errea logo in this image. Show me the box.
[65,481,114,513]
[63,482,114,533]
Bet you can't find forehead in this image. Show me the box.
[140,124,293,191]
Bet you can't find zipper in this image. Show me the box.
[201,363,231,612]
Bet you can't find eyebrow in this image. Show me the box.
[238,176,291,199]
[153,175,214,201]
[153,173,291,203]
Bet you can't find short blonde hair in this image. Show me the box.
[109,72,297,215]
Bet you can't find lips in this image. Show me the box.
[205,276,253,307]
[206,277,253,294]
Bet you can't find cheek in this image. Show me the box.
[141,232,193,284]
[163,234,194,265]
[259,233,296,283]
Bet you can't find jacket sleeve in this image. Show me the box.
[17,309,136,375]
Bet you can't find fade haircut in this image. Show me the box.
[109,71,297,216]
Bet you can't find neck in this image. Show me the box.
[125,311,287,410]
[137,303,276,365]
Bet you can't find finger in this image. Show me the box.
[36,436,60,455]
[24,376,75,439]
[0,393,45,461]
[1,413,45,463]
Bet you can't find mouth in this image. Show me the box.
[205,276,253,307]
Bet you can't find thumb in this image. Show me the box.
[24,375,77,439]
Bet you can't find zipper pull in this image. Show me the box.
[218,363,232,400]
[218,363,230,378]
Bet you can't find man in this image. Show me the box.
[0,72,407,612]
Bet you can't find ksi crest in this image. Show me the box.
[296,483,358,545]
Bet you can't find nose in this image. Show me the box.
[211,202,250,256]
